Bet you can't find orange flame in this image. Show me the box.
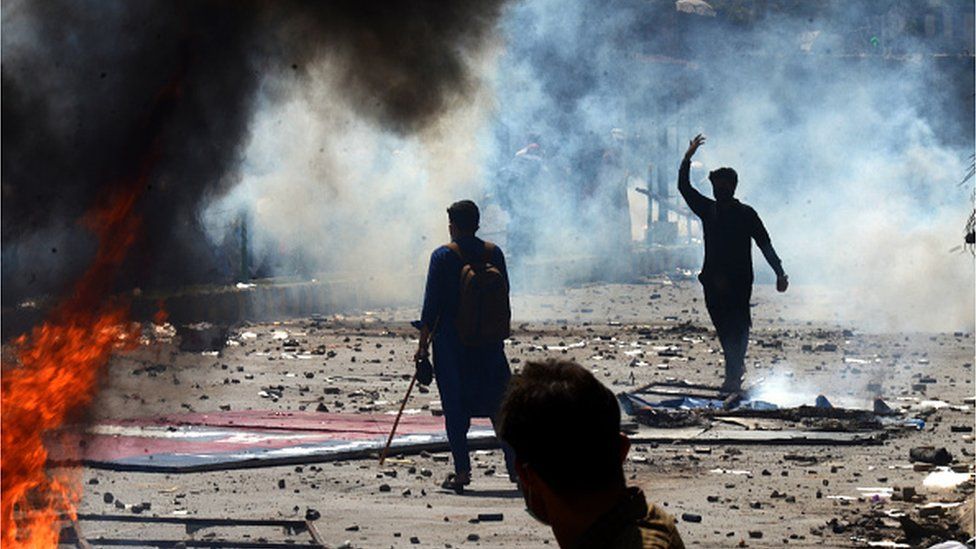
[153,299,169,326]
[1,182,146,547]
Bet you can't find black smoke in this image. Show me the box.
[1,0,505,305]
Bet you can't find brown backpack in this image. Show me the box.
[446,241,511,347]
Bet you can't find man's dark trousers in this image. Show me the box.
[700,273,751,387]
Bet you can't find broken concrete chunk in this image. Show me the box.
[909,446,953,466]
[873,398,895,415]
[681,512,702,523]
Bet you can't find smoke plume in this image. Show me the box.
[481,0,974,331]
[1,0,505,304]
[4,1,973,333]
[209,0,973,332]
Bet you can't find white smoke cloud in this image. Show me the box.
[203,51,498,302]
[483,0,974,331]
[203,1,974,332]
[685,22,973,333]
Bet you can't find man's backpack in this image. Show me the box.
[446,241,511,347]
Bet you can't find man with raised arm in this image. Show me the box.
[678,134,788,394]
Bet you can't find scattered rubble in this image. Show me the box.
[67,284,974,547]
[910,447,954,466]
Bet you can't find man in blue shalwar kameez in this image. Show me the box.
[415,200,516,492]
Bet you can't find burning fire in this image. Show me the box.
[1,183,146,546]
[153,299,169,326]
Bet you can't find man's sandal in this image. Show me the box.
[440,472,471,493]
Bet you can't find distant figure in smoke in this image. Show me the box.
[678,134,789,393]
[415,200,516,492]
[504,136,548,259]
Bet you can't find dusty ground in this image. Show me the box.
[64,279,973,548]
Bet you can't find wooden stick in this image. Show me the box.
[379,370,417,465]
[381,316,438,465]
[304,519,327,548]
[71,518,92,549]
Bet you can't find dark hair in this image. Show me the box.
[497,359,624,495]
[447,200,479,233]
[708,167,738,188]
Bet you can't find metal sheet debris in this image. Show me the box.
[48,411,495,473]
[618,381,895,445]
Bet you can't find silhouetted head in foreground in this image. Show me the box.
[447,200,480,239]
[709,167,738,201]
[497,359,630,525]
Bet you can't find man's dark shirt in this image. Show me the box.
[677,158,783,286]
[572,487,685,549]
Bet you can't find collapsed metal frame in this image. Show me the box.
[620,379,892,445]
[58,513,326,548]
[631,379,890,422]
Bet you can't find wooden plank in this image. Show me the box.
[305,520,327,548]
[71,514,327,548]
[691,429,883,445]
[81,539,322,548]
[628,426,709,442]
[627,427,882,446]
[70,519,93,549]
[633,388,726,399]
[75,513,309,529]
[632,380,724,394]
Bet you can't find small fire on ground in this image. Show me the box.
[1,184,146,547]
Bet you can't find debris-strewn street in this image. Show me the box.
[71,281,974,548]
[4,1,973,547]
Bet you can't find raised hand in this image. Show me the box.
[684,133,705,160]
